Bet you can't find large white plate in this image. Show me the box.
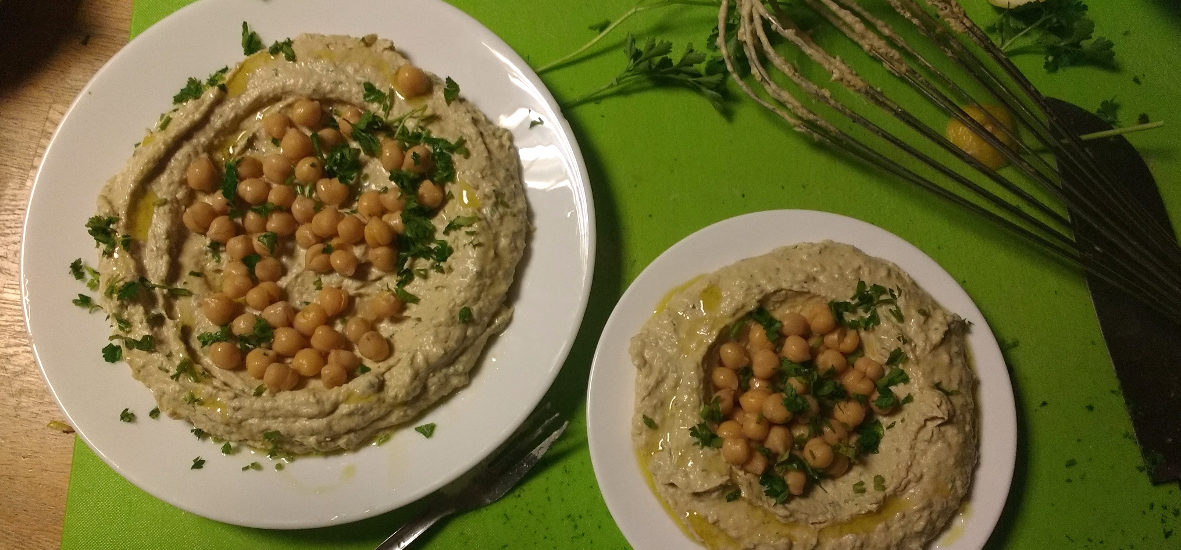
[588,210,1015,549]
[21,0,592,529]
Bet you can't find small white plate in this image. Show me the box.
[21,0,593,529]
[587,210,1015,549]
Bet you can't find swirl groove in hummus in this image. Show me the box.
[631,241,978,549]
[92,34,527,455]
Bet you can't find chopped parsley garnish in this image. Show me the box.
[101,343,122,363]
[183,392,203,405]
[170,358,205,383]
[268,38,295,61]
[443,76,460,104]
[253,385,266,397]
[873,474,886,491]
[149,407,160,419]
[457,306,473,324]
[191,456,206,470]
[85,215,120,256]
[172,77,205,104]
[829,281,901,330]
[156,113,172,131]
[197,326,232,347]
[119,408,135,422]
[642,415,657,429]
[236,317,274,350]
[263,430,285,458]
[362,81,392,115]
[699,396,724,423]
[855,419,885,455]
[689,422,722,448]
[781,384,807,414]
[749,307,782,342]
[256,231,278,255]
[529,118,544,128]
[240,21,263,55]
[393,285,420,305]
[242,461,263,471]
[221,158,240,201]
[415,423,437,438]
[759,471,790,504]
[191,428,208,440]
[724,489,741,502]
[852,480,867,494]
[221,442,234,455]
[357,364,372,374]
[323,142,365,184]
[442,215,478,235]
[1096,97,1120,125]
[72,294,101,313]
[934,382,961,396]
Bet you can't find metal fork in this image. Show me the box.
[375,403,568,550]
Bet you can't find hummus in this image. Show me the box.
[91,34,527,455]
[631,241,978,549]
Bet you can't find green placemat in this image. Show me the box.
[63,0,1181,548]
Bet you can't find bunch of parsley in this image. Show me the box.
[988,0,1115,72]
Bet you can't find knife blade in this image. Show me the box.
[1046,97,1181,484]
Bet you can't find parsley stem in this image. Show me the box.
[535,0,716,74]
[998,12,1050,52]
[1077,120,1164,141]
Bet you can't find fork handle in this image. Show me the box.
[375,502,457,550]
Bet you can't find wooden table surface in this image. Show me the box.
[0,1,132,547]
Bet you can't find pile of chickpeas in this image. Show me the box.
[707,301,899,499]
[178,64,440,393]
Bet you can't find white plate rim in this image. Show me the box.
[21,0,594,529]
[587,209,1016,549]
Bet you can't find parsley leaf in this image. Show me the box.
[689,422,722,448]
[257,231,278,255]
[759,471,790,504]
[149,407,160,419]
[442,215,478,235]
[443,76,460,104]
[197,326,232,347]
[86,215,120,256]
[415,423,437,438]
[119,408,135,422]
[749,307,782,343]
[988,0,1115,73]
[102,343,122,363]
[642,415,657,429]
[1096,98,1120,125]
[457,306,473,324]
[191,456,206,470]
[240,22,263,55]
[569,35,729,113]
[72,294,101,313]
[268,38,295,61]
[172,77,205,104]
[221,158,240,201]
[725,488,741,502]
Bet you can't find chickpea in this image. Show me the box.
[718,341,748,370]
[870,390,898,416]
[751,348,779,379]
[262,153,294,184]
[395,64,432,97]
[316,177,350,206]
[294,156,323,184]
[803,437,834,469]
[738,388,771,414]
[363,218,395,247]
[761,426,790,457]
[291,348,325,377]
[357,190,386,218]
[854,357,885,381]
[343,316,373,343]
[741,415,770,441]
[223,260,250,279]
[748,377,773,392]
[315,127,343,150]
[209,341,243,370]
[245,281,282,310]
[368,246,397,272]
[221,273,254,300]
[263,362,295,392]
[330,248,359,277]
[186,154,217,192]
[379,190,406,213]
[417,180,444,209]
[295,224,321,248]
[821,421,849,446]
[272,326,307,357]
[743,449,768,475]
[361,292,404,321]
[280,127,313,161]
[293,303,328,336]
[722,437,750,465]
[231,312,259,336]
[266,211,298,237]
[833,400,867,428]
[716,420,743,440]
[381,212,405,234]
[242,210,268,234]
[781,334,811,363]
[379,138,404,172]
[815,349,848,376]
[291,196,317,223]
[824,328,860,355]
[713,389,736,417]
[337,215,365,244]
[225,234,254,260]
[711,367,738,391]
[357,331,391,361]
[786,470,808,496]
[207,194,230,215]
[747,324,774,352]
[316,286,350,317]
[840,369,875,396]
[401,144,433,174]
[310,325,345,352]
[290,98,323,129]
[261,301,296,328]
[826,454,851,477]
[761,393,792,424]
[305,245,332,273]
[237,156,263,180]
[801,395,821,418]
[327,349,360,372]
[261,111,293,140]
[206,215,238,244]
[780,312,810,338]
[321,362,348,389]
[182,202,216,234]
[786,376,809,396]
[805,303,837,335]
[336,105,362,135]
[245,348,276,379]
[309,208,342,238]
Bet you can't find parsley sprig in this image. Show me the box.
[567,34,728,112]
[988,0,1115,73]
